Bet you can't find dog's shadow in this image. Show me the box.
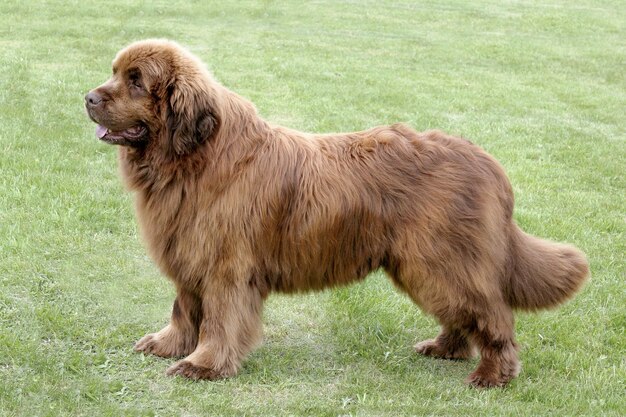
[241,280,477,385]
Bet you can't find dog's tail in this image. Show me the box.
[505,224,589,311]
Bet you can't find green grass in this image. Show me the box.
[1,0,624,415]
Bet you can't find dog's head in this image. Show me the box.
[85,39,219,155]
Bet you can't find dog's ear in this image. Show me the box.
[165,80,219,155]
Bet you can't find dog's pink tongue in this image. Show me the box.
[96,125,108,139]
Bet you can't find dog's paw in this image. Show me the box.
[415,339,441,356]
[165,360,223,380]
[465,370,508,388]
[134,333,159,353]
[415,339,475,360]
[134,332,186,358]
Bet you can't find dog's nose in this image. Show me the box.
[85,91,103,107]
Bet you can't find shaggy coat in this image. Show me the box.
[85,39,589,387]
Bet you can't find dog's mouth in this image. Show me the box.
[96,124,148,145]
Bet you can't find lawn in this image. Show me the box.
[0,0,624,416]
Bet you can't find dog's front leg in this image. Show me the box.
[165,272,264,380]
[134,287,202,358]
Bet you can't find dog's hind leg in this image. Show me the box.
[415,326,476,360]
[385,257,476,360]
[420,292,520,388]
[418,300,520,388]
[388,254,519,387]
[463,303,520,388]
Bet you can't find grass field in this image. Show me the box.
[1,0,624,416]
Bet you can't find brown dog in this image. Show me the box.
[85,39,589,387]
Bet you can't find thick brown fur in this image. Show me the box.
[85,39,589,388]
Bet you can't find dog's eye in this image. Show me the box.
[128,69,143,90]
